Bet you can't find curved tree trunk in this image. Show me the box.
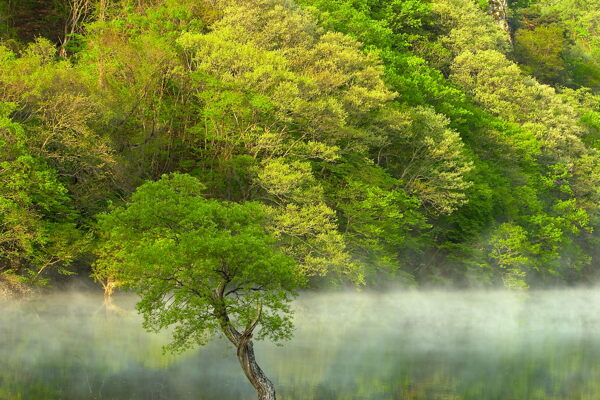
[213,282,276,400]
[237,337,276,400]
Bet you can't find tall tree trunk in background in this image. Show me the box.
[98,0,108,22]
[489,0,512,44]
[59,0,91,57]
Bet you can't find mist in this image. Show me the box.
[2,289,600,399]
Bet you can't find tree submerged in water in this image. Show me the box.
[95,173,301,400]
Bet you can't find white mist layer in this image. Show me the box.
[1,289,600,399]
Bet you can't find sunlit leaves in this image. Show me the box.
[0,103,84,284]
[95,174,301,351]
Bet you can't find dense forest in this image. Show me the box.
[2,0,600,295]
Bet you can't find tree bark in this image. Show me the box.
[213,281,276,400]
[237,336,276,400]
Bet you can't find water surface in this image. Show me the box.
[2,289,600,399]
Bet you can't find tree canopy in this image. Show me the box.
[95,173,300,349]
[2,0,600,292]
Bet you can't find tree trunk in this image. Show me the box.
[101,277,122,314]
[98,0,107,21]
[237,338,276,400]
[103,278,117,300]
[488,0,512,44]
[214,281,276,400]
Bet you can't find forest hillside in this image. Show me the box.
[2,0,600,293]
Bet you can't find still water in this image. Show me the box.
[2,289,600,400]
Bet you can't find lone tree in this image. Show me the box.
[95,174,301,400]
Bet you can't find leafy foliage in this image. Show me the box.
[2,0,600,291]
[95,174,300,351]
[0,102,84,284]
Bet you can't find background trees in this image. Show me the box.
[1,0,600,289]
[0,102,84,285]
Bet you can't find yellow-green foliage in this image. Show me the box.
[1,0,600,289]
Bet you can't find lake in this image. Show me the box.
[2,289,600,399]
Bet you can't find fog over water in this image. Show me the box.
[2,289,600,399]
